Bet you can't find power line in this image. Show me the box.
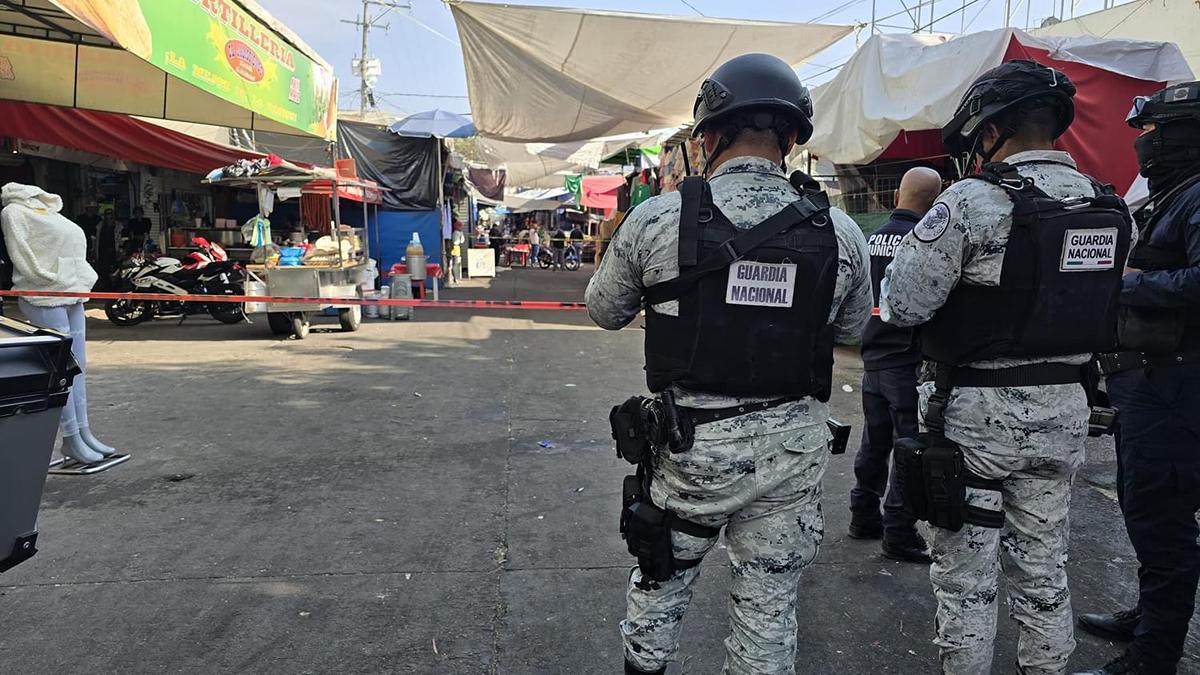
[809,0,871,24]
[377,91,469,99]
[678,0,706,16]
[1100,0,1150,37]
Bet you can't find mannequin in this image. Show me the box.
[1,183,117,464]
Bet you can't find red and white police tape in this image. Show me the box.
[0,289,589,312]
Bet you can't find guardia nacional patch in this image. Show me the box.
[913,202,951,243]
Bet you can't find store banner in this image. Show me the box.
[47,0,336,139]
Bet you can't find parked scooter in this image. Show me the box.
[536,246,581,271]
[105,237,246,326]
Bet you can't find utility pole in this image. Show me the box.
[341,0,412,116]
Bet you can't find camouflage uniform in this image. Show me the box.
[586,155,872,674]
[879,150,1135,675]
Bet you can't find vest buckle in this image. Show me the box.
[719,240,740,263]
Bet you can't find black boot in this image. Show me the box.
[1074,652,1150,674]
[881,533,933,564]
[625,659,666,675]
[848,517,883,540]
[1077,608,1140,642]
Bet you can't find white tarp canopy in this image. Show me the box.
[449,1,853,143]
[1035,0,1200,76]
[807,28,1192,166]
[475,186,574,213]
[474,131,670,189]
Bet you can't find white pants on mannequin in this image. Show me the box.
[18,299,116,463]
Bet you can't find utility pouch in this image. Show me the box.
[610,396,653,464]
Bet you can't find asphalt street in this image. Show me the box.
[0,264,1195,674]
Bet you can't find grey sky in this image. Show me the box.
[256,0,1129,119]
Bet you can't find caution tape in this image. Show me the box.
[0,289,588,311]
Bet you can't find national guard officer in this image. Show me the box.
[879,60,1134,674]
[1077,83,1200,675]
[849,166,943,563]
[585,53,872,674]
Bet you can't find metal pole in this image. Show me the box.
[1004,0,1011,26]
[871,0,877,34]
[360,1,369,116]
[928,0,935,31]
[1026,0,1032,28]
[960,0,966,33]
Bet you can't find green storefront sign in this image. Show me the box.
[51,0,337,139]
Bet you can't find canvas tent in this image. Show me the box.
[806,29,1192,193]
[449,0,852,143]
[0,0,337,139]
[1034,0,1200,77]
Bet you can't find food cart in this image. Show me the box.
[204,163,383,339]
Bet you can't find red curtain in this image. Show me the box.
[581,175,626,210]
[0,101,263,175]
[1002,36,1162,194]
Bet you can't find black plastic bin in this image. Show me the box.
[0,314,78,573]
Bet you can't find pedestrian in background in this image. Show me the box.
[849,166,943,563]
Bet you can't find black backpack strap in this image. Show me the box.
[644,194,830,306]
[677,176,706,268]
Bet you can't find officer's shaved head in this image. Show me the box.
[895,167,944,216]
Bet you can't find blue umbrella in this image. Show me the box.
[387,109,476,138]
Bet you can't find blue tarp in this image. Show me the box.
[368,209,442,277]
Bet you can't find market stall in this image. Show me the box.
[205,160,380,339]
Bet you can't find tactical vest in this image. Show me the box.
[921,162,1132,366]
[1119,175,1200,353]
[642,175,839,399]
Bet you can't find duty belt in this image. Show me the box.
[1097,351,1200,375]
[939,363,1086,388]
[678,396,800,427]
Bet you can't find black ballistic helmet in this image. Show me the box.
[942,59,1075,159]
[1127,81,1200,128]
[692,53,814,145]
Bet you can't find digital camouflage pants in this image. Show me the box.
[921,382,1088,675]
[621,407,830,674]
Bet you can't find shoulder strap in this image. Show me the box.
[677,176,706,268]
[644,194,830,305]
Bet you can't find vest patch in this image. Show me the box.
[725,261,796,308]
[1060,227,1118,272]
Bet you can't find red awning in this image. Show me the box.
[581,175,625,210]
[302,179,384,205]
[0,101,264,175]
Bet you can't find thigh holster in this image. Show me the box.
[895,435,1004,532]
[620,468,720,582]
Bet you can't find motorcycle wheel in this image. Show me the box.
[338,306,361,332]
[266,312,292,335]
[105,299,151,326]
[209,304,245,324]
[564,256,581,272]
[291,312,310,340]
[539,256,551,269]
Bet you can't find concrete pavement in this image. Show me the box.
[0,264,1193,674]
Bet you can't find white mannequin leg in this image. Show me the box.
[18,300,103,464]
[61,303,117,456]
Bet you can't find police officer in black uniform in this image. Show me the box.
[1078,82,1200,675]
[849,166,943,563]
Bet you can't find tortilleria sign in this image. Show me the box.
[48,0,336,139]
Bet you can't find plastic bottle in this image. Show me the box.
[406,232,427,280]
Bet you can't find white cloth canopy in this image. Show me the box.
[449,1,852,143]
[1034,0,1200,77]
[807,28,1193,166]
[474,131,669,189]
[474,187,573,213]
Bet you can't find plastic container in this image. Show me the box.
[0,316,79,573]
[378,285,391,320]
[406,233,427,281]
[364,291,380,319]
[278,247,305,267]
